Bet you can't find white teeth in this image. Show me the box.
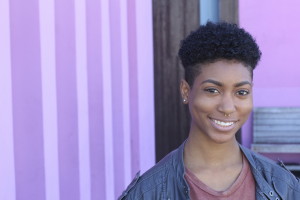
[213,119,234,127]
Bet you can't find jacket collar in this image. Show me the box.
[174,141,190,197]
[240,145,283,200]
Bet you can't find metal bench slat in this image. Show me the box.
[251,144,300,153]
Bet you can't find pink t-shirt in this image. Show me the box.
[184,155,256,200]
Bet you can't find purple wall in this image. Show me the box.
[0,0,155,199]
[240,0,300,162]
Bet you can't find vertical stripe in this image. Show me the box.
[74,0,91,199]
[101,0,115,199]
[39,0,60,199]
[1,0,156,199]
[9,0,46,199]
[86,0,106,199]
[127,0,140,177]
[136,0,155,173]
[0,0,16,199]
[54,0,80,199]
[109,0,125,197]
[120,0,132,186]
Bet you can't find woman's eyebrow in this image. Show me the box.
[234,81,252,87]
[201,79,222,86]
[201,79,252,87]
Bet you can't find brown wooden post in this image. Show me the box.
[153,0,199,162]
[219,0,239,24]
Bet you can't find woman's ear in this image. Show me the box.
[180,80,190,104]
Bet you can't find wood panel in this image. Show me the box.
[219,0,239,24]
[153,0,199,162]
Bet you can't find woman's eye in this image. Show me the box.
[204,88,219,94]
[236,90,249,96]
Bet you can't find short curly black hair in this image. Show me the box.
[178,22,261,87]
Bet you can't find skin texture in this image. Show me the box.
[181,59,253,191]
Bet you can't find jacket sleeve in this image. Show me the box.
[118,171,141,200]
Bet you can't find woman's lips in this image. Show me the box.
[209,117,238,132]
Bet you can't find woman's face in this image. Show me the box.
[181,59,253,144]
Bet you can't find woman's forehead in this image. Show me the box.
[193,60,252,85]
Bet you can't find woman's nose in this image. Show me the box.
[217,94,236,114]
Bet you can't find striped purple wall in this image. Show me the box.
[0,0,155,199]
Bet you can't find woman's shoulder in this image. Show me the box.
[242,146,297,178]
[118,147,181,200]
[241,145,300,195]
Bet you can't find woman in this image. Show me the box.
[119,22,300,200]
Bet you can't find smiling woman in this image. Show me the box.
[119,22,300,200]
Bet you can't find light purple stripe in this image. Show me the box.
[109,0,125,198]
[120,0,132,187]
[101,0,115,198]
[74,0,91,199]
[39,0,60,199]
[135,0,155,173]
[54,0,80,199]
[127,0,140,177]
[0,0,16,199]
[85,0,106,199]
[9,0,46,199]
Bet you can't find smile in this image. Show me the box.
[208,117,238,132]
[212,119,234,127]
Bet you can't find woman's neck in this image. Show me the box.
[183,132,242,171]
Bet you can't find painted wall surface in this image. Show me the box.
[240,0,300,162]
[0,0,155,199]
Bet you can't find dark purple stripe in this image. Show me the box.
[127,0,140,178]
[9,0,46,199]
[109,0,125,198]
[54,0,80,199]
[85,0,106,199]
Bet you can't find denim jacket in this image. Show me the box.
[119,142,300,200]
